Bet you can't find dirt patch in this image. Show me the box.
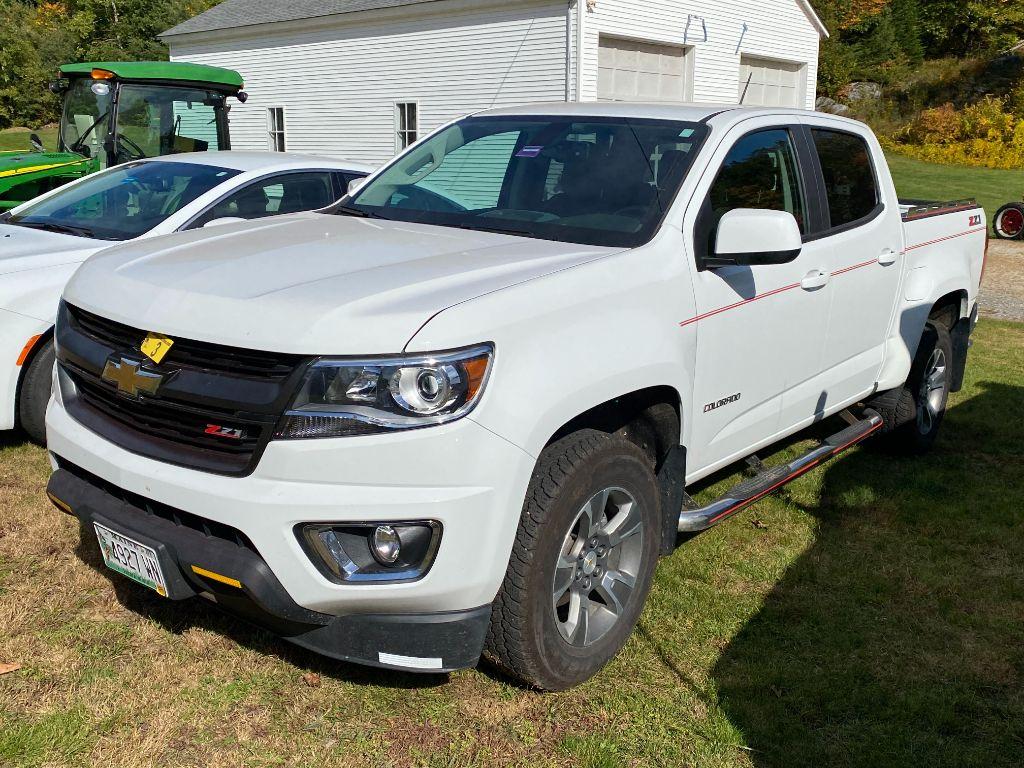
[980,239,1024,321]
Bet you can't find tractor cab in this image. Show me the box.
[0,61,245,211]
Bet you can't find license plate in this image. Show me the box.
[94,523,168,597]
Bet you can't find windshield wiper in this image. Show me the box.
[333,204,389,220]
[14,220,98,239]
[456,222,534,238]
[69,111,109,155]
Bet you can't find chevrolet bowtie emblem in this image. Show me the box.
[101,357,164,398]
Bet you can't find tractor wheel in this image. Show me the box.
[993,203,1024,240]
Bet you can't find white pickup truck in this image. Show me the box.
[45,104,986,690]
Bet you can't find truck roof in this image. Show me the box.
[475,101,864,129]
[59,61,244,91]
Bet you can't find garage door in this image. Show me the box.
[738,57,805,107]
[598,37,691,102]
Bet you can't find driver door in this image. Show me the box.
[684,121,831,476]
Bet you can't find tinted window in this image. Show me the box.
[192,171,336,227]
[811,129,878,227]
[347,116,708,247]
[708,128,806,233]
[8,161,239,240]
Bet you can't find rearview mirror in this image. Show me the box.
[707,209,802,268]
[347,177,367,196]
[202,216,247,229]
[29,133,43,153]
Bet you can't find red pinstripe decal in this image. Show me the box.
[831,258,878,276]
[678,282,800,327]
[905,226,986,251]
[679,255,883,328]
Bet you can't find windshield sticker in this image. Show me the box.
[515,146,544,158]
[679,128,695,138]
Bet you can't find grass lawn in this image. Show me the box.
[0,127,59,153]
[0,319,1021,768]
[886,151,1024,230]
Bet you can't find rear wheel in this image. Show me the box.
[994,203,1024,240]
[869,322,952,455]
[17,337,54,446]
[484,430,660,691]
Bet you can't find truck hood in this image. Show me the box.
[0,151,89,178]
[64,212,622,354]
[0,223,99,275]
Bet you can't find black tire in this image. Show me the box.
[993,203,1024,240]
[17,337,54,446]
[483,429,661,691]
[869,321,952,455]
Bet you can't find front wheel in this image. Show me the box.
[17,337,55,446]
[484,430,661,690]
[994,203,1024,240]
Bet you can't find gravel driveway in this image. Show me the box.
[980,240,1024,322]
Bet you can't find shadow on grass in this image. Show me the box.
[706,381,1024,767]
[72,528,449,690]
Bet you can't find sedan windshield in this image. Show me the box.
[8,161,240,241]
[344,115,708,247]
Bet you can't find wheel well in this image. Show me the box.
[547,386,681,471]
[929,291,966,330]
[14,328,53,426]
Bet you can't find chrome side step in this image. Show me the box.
[678,409,883,533]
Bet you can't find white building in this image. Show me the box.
[162,0,828,165]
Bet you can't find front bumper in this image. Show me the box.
[48,463,490,671]
[47,390,535,614]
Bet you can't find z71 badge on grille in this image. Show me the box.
[101,357,164,398]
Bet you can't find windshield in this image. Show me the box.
[345,115,708,247]
[59,78,113,165]
[8,161,240,241]
[115,84,228,162]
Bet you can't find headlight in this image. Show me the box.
[275,344,493,438]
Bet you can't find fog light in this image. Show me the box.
[371,525,401,564]
[297,521,441,583]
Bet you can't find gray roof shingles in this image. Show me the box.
[161,0,444,37]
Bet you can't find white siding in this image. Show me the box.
[578,0,820,109]
[170,1,570,165]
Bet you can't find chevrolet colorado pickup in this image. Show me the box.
[45,104,986,690]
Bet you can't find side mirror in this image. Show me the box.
[347,177,367,196]
[29,133,44,153]
[202,216,247,229]
[707,209,802,268]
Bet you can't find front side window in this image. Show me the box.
[8,161,239,240]
[191,172,337,228]
[708,128,806,233]
[811,129,879,228]
[268,107,286,152]
[395,102,418,151]
[347,115,708,247]
[116,85,227,162]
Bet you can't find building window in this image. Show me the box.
[395,102,418,151]
[268,107,286,151]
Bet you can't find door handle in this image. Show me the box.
[878,249,898,266]
[800,270,829,291]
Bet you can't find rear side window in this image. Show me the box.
[811,129,879,228]
[708,128,806,233]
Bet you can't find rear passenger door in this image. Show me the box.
[798,118,903,406]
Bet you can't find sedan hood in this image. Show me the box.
[64,213,621,354]
[0,223,99,274]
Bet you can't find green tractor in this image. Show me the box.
[0,61,247,211]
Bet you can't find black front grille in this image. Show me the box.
[56,301,310,476]
[67,303,302,379]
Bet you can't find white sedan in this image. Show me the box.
[0,151,374,444]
